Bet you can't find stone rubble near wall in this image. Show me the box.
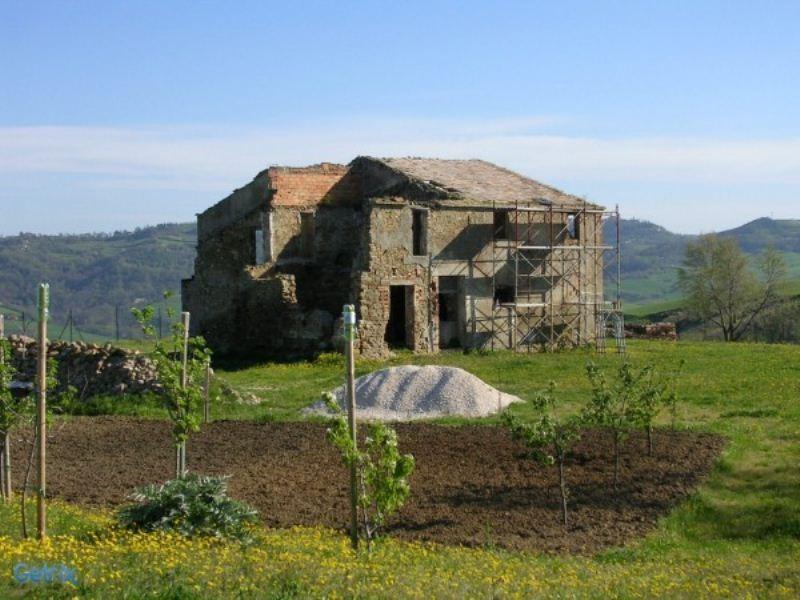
[624,322,678,341]
[7,335,161,397]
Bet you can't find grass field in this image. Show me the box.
[2,340,799,597]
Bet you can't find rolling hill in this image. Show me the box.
[0,217,797,340]
[606,217,800,313]
[0,223,196,339]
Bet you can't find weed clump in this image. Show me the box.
[116,474,258,542]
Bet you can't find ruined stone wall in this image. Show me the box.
[355,201,433,358]
[185,166,363,359]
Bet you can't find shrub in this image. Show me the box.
[116,474,258,542]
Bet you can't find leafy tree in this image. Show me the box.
[502,382,581,526]
[678,235,786,341]
[323,392,415,550]
[132,296,211,478]
[749,298,800,343]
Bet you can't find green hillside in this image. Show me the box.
[0,217,797,340]
[607,217,800,312]
[0,223,196,339]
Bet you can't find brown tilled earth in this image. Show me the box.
[13,417,723,552]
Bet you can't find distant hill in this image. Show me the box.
[0,217,797,340]
[606,217,800,310]
[0,223,196,339]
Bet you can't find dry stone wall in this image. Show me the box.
[7,336,160,397]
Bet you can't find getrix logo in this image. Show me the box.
[13,563,78,586]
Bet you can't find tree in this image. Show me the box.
[502,382,581,527]
[678,235,786,341]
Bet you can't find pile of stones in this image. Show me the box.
[624,322,678,341]
[7,335,161,397]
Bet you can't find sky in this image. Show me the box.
[1,0,798,235]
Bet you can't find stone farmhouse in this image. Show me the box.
[182,157,620,359]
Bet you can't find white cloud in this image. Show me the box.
[0,119,798,235]
[2,120,799,192]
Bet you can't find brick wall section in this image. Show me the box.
[268,164,359,207]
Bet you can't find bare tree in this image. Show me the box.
[678,235,786,341]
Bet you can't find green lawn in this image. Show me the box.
[2,340,799,597]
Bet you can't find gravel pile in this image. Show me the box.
[307,365,521,421]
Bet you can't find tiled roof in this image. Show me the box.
[361,157,594,207]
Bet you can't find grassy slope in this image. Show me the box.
[2,340,797,597]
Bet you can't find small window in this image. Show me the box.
[494,210,510,240]
[412,209,428,256]
[567,214,580,240]
[300,212,315,258]
[494,285,515,305]
[254,229,265,265]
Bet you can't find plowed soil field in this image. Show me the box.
[14,417,723,552]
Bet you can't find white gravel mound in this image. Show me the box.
[306,365,521,421]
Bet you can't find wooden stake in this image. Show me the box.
[37,283,49,540]
[178,311,190,478]
[1,433,9,501]
[0,313,9,502]
[343,305,358,549]
[203,360,211,424]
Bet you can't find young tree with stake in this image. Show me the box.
[0,338,30,502]
[132,298,211,479]
[503,382,581,527]
[324,392,415,550]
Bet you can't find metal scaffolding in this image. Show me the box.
[485,199,625,353]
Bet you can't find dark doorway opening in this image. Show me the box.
[438,276,462,348]
[386,285,410,347]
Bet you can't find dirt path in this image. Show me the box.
[13,417,723,552]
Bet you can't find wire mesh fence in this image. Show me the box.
[0,297,181,343]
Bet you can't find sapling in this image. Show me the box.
[323,392,414,550]
[665,359,686,429]
[627,364,663,455]
[584,362,648,489]
[132,298,211,478]
[502,381,581,527]
[0,338,30,502]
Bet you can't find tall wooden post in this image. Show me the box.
[203,360,211,424]
[178,311,190,478]
[37,284,49,540]
[343,304,358,549]
[0,313,10,501]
